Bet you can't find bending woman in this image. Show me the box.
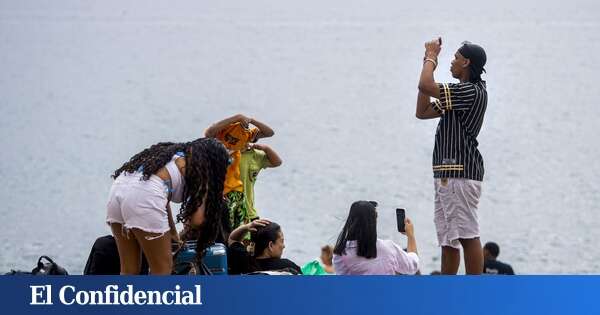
[106,138,229,275]
[333,200,420,275]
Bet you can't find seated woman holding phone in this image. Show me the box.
[332,201,419,275]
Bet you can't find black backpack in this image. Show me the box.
[5,256,69,275]
[84,235,149,275]
[31,256,69,275]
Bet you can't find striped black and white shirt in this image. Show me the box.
[430,81,487,181]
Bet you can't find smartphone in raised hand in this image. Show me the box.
[396,208,406,233]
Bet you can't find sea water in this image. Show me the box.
[1,0,599,274]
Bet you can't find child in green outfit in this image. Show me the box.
[237,142,282,227]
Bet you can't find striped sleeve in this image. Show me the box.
[430,99,443,114]
[436,82,476,111]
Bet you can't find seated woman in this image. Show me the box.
[333,200,419,275]
[227,219,302,275]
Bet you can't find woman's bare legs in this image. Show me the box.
[132,228,173,275]
[111,223,142,275]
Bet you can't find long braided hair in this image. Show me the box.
[112,137,230,256]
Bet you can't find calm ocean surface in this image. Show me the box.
[1,0,599,274]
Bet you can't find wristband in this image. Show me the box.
[424,58,437,69]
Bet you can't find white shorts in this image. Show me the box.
[106,172,171,236]
[433,178,482,249]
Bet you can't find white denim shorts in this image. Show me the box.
[433,178,482,249]
[106,172,171,237]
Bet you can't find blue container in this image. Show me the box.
[203,243,228,275]
[174,241,228,275]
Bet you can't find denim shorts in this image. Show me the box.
[106,172,170,237]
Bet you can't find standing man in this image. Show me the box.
[415,38,488,275]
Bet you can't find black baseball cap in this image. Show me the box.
[458,41,487,76]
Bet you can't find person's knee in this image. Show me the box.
[442,246,460,255]
[118,251,143,275]
[459,237,481,248]
[149,258,172,275]
[121,265,142,275]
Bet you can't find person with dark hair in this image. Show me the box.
[415,38,488,275]
[483,242,515,275]
[332,201,419,275]
[106,137,230,275]
[205,114,279,230]
[227,219,302,275]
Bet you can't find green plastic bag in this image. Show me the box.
[301,260,330,275]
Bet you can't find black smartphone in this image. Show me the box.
[396,208,406,232]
